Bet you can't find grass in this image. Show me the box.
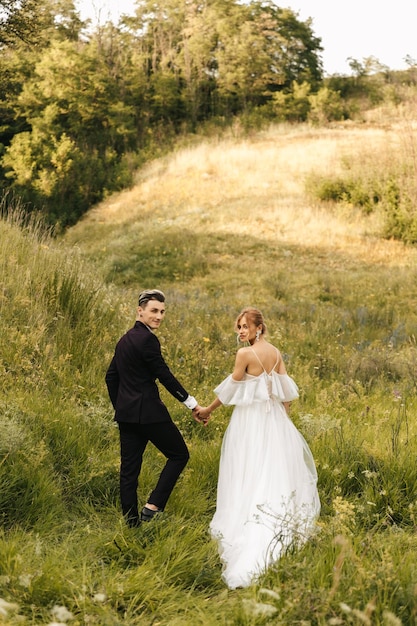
[1,119,417,624]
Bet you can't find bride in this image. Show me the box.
[197,307,320,589]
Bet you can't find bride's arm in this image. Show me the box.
[276,348,291,414]
[231,348,248,381]
[197,397,222,421]
[198,349,247,421]
[277,348,287,375]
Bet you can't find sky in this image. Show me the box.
[76,0,417,76]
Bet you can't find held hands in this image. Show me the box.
[192,405,212,426]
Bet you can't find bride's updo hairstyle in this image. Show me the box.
[235,307,267,336]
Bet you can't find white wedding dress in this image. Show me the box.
[209,353,320,589]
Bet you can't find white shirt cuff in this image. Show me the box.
[183,395,198,410]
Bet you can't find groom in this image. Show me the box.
[105,289,204,527]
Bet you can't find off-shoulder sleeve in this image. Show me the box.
[214,375,269,405]
[214,373,299,406]
[270,372,299,402]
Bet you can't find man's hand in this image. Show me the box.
[192,405,211,426]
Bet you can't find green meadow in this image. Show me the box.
[1,120,417,625]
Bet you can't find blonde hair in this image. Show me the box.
[235,307,267,335]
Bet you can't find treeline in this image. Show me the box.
[0,0,416,228]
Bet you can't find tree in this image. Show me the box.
[0,0,85,45]
[174,1,218,126]
[0,0,90,190]
[123,0,323,118]
[214,0,323,113]
[0,0,41,44]
[2,35,140,225]
[1,0,325,226]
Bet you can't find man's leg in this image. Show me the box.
[144,421,190,512]
[118,422,148,526]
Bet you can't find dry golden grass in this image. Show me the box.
[67,123,417,269]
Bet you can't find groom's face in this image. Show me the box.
[138,299,166,330]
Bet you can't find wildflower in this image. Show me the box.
[332,497,356,533]
[392,389,402,401]
[51,605,74,622]
[242,599,278,618]
[351,608,372,625]
[383,610,402,626]
[18,574,33,588]
[0,598,19,618]
[93,593,107,603]
[203,337,210,342]
[259,588,280,601]
[362,469,377,479]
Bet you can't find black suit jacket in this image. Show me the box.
[105,321,191,424]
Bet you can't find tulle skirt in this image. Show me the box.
[209,399,320,589]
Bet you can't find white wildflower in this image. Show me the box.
[242,599,278,617]
[93,593,107,603]
[258,587,280,601]
[18,573,33,588]
[383,610,402,626]
[51,605,74,622]
[352,608,371,625]
[0,598,19,617]
[362,470,377,479]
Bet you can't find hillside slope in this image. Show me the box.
[2,123,417,624]
[65,124,417,275]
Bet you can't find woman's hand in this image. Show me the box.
[194,406,212,425]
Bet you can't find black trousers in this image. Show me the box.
[118,421,190,523]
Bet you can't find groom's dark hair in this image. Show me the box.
[138,289,166,308]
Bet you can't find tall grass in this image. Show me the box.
[306,112,417,244]
[1,121,417,624]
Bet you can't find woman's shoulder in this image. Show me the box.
[237,341,279,353]
[258,340,281,355]
[235,346,252,361]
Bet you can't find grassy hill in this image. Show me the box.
[1,122,417,624]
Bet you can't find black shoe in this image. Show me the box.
[125,514,141,528]
[140,506,162,522]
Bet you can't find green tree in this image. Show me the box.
[121,0,189,127]
[174,1,218,127]
[0,0,85,45]
[0,0,42,44]
[271,81,311,122]
[308,85,345,124]
[2,35,140,225]
[124,0,323,119]
[1,0,325,226]
[0,0,90,175]
[214,0,323,113]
